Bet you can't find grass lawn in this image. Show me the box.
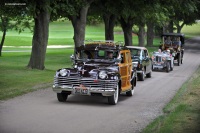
[142,67,200,133]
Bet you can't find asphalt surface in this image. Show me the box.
[0,37,200,133]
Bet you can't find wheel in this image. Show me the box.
[138,67,145,81]
[181,58,183,64]
[170,65,173,71]
[181,50,184,64]
[170,61,173,71]
[57,93,68,102]
[108,84,119,105]
[146,71,151,78]
[177,53,181,66]
[126,79,135,96]
[166,61,170,73]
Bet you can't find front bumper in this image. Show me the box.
[53,85,116,96]
[152,63,166,69]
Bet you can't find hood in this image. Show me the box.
[56,61,118,79]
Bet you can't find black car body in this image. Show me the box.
[160,33,185,66]
[126,46,152,81]
[53,41,137,105]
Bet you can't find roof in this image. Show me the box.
[76,41,127,51]
[161,33,185,37]
[126,46,147,50]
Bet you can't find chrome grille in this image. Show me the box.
[155,56,162,62]
[54,76,118,88]
[54,76,80,86]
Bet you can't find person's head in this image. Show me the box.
[137,50,141,56]
[107,51,113,58]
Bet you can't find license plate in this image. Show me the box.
[74,85,88,95]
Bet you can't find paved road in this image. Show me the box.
[0,37,200,133]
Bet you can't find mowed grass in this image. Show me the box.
[142,67,200,133]
[0,48,74,100]
[182,22,200,38]
[4,21,139,46]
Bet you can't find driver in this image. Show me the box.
[107,51,113,59]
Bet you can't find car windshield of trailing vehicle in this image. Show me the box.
[53,41,137,105]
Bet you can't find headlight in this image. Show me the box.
[133,62,138,68]
[59,69,68,76]
[74,64,78,68]
[99,71,107,79]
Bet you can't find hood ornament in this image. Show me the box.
[81,69,87,74]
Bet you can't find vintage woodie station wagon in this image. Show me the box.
[53,41,137,105]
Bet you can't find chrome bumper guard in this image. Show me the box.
[53,85,116,96]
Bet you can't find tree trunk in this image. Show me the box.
[27,8,50,70]
[103,14,116,40]
[147,22,154,47]
[70,5,89,48]
[0,15,7,57]
[0,30,6,56]
[119,17,134,46]
[168,20,173,33]
[176,22,185,33]
[138,25,145,47]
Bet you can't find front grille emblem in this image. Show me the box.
[82,69,87,74]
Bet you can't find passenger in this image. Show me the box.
[135,50,141,56]
[173,37,181,46]
[165,37,172,45]
[84,51,92,59]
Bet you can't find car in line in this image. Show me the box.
[53,41,137,105]
[159,33,185,66]
[152,50,174,72]
[126,46,152,81]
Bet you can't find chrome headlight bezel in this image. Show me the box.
[133,62,138,68]
[59,69,68,77]
[99,71,107,79]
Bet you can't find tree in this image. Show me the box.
[146,1,168,46]
[27,0,51,69]
[0,15,8,56]
[160,0,199,33]
[0,0,31,56]
[172,0,199,33]
[88,1,115,40]
[52,0,94,48]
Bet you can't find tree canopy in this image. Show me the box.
[1,0,200,69]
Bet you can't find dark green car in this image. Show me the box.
[126,46,152,81]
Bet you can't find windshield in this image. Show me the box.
[77,50,118,61]
[129,49,141,58]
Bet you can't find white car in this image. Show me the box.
[152,50,174,73]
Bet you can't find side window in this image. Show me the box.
[141,50,145,58]
[121,53,124,63]
[144,50,148,57]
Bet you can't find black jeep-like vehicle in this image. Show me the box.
[160,33,185,66]
[53,41,137,105]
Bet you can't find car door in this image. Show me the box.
[140,50,146,68]
[118,50,132,92]
[144,49,151,73]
